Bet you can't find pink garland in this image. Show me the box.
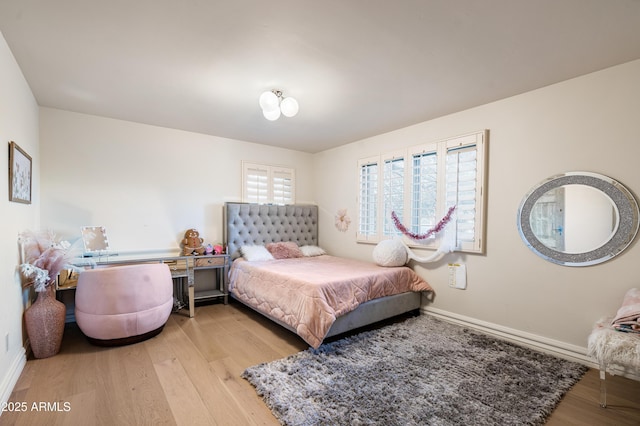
[391,206,456,241]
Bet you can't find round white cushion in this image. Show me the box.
[373,239,408,267]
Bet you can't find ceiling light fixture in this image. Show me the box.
[259,89,299,121]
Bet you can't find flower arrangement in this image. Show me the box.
[391,206,456,241]
[19,230,81,292]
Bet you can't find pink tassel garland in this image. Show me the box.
[391,206,456,241]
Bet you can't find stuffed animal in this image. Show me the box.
[182,228,205,256]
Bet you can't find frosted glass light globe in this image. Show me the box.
[259,91,279,111]
[263,107,281,121]
[280,97,299,117]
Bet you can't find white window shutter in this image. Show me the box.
[357,157,379,241]
[272,167,295,205]
[242,162,296,205]
[383,154,405,237]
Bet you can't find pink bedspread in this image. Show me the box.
[229,255,433,348]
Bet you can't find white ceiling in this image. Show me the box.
[1,1,640,153]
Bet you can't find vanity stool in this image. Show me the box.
[587,318,640,407]
[75,263,173,346]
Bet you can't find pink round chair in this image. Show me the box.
[75,263,173,346]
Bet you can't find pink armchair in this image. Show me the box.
[75,263,173,346]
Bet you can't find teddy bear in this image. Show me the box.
[182,228,205,256]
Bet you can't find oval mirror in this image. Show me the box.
[517,172,639,266]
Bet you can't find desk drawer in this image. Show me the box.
[195,257,226,267]
[164,259,188,275]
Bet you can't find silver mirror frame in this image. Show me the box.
[517,171,639,266]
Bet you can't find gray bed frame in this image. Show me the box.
[224,202,422,341]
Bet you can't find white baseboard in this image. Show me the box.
[0,347,26,413]
[421,307,640,381]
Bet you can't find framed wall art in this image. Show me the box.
[8,141,32,204]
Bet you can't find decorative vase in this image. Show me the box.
[24,285,66,358]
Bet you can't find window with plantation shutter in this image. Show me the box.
[243,163,269,204]
[410,146,439,243]
[446,143,479,251]
[357,157,379,241]
[242,162,295,204]
[356,130,487,254]
[272,167,294,205]
[383,155,405,237]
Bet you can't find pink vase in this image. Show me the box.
[24,285,66,358]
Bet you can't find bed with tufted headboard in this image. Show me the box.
[225,203,319,258]
[224,202,433,348]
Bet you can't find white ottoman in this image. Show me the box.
[587,318,640,407]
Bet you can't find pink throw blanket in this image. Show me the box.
[611,288,640,333]
[229,255,434,348]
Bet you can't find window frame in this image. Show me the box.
[356,130,488,254]
[241,161,296,205]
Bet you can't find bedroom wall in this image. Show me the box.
[39,108,315,251]
[0,32,40,405]
[313,59,640,354]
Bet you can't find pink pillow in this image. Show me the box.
[266,241,304,259]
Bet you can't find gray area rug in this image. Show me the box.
[242,315,588,425]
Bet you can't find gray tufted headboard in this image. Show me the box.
[224,203,318,258]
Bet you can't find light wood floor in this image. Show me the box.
[3,302,639,425]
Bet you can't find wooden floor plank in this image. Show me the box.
[547,369,640,426]
[152,355,215,426]
[155,314,253,425]
[93,340,175,425]
[208,356,280,426]
[4,301,639,425]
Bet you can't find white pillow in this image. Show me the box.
[299,245,326,257]
[240,245,274,261]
